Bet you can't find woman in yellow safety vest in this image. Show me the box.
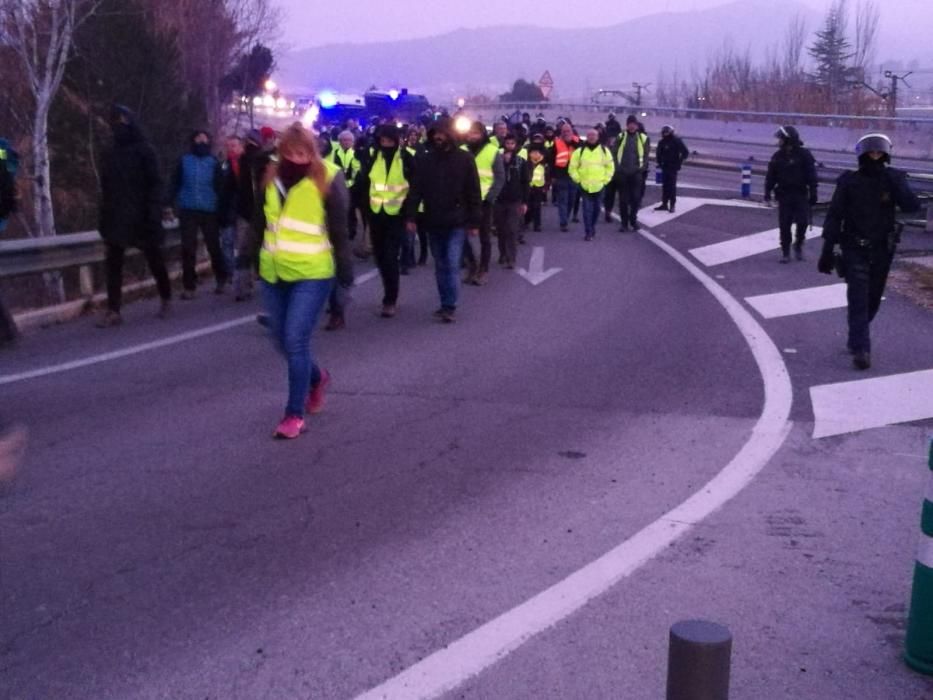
[259,124,354,439]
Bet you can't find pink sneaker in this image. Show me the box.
[273,415,306,440]
[305,370,330,414]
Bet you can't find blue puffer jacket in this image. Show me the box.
[176,153,219,213]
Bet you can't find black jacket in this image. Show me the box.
[765,146,818,201]
[98,123,163,248]
[406,138,482,229]
[655,135,689,171]
[822,165,920,247]
[0,165,15,221]
[496,153,530,205]
[216,157,240,227]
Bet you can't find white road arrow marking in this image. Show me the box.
[517,246,562,286]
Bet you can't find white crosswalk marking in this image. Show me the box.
[745,283,847,319]
[637,196,761,228]
[810,369,933,438]
[691,227,824,267]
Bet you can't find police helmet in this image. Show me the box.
[775,125,801,145]
[855,133,892,161]
[661,124,674,135]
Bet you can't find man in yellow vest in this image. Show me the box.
[569,129,615,241]
[615,115,650,232]
[362,123,414,318]
[329,130,361,238]
[462,121,504,286]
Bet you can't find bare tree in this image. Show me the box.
[782,13,808,80]
[852,0,880,79]
[2,0,102,238]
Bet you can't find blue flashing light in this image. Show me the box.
[318,91,338,109]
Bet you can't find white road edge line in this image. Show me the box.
[353,219,794,700]
[0,270,381,387]
[0,316,257,386]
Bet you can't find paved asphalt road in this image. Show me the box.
[2,176,932,699]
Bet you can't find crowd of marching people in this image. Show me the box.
[40,105,921,440]
[86,106,692,438]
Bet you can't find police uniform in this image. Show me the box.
[765,126,818,262]
[819,134,921,369]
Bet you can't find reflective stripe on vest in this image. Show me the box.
[530,163,546,187]
[617,132,648,168]
[369,150,409,215]
[259,162,337,284]
[570,146,614,193]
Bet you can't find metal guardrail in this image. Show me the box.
[0,226,180,278]
[466,102,933,127]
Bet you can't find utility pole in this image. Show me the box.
[632,82,652,107]
[884,70,912,117]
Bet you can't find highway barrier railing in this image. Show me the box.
[466,102,933,128]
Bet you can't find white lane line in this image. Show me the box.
[810,369,933,439]
[355,269,380,286]
[745,283,848,319]
[353,220,793,700]
[646,181,726,192]
[1,270,380,387]
[0,316,256,386]
[637,195,761,228]
[691,227,823,267]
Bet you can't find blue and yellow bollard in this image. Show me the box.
[740,164,752,199]
[905,438,933,675]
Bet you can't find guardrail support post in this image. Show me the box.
[667,619,732,700]
[905,438,933,675]
[741,164,752,199]
[78,264,94,299]
[0,294,18,346]
[925,205,932,233]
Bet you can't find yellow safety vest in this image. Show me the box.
[530,162,546,188]
[331,147,359,188]
[369,150,409,216]
[474,142,499,200]
[617,132,648,169]
[569,145,614,194]
[259,162,337,284]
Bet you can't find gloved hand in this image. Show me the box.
[817,249,835,275]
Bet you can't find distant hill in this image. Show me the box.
[278,0,821,100]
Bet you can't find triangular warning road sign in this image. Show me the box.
[538,70,554,87]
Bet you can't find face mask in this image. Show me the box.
[860,156,886,175]
[381,144,397,157]
[278,158,308,189]
[193,143,211,157]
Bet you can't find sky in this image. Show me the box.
[276,0,826,49]
[276,0,931,56]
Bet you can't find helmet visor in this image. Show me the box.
[856,134,892,156]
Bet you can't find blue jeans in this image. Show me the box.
[554,178,577,227]
[581,191,602,235]
[262,278,334,417]
[428,228,465,311]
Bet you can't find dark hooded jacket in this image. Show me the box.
[405,118,482,229]
[98,111,164,247]
[765,135,818,201]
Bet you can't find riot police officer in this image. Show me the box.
[818,133,921,370]
[764,125,818,263]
